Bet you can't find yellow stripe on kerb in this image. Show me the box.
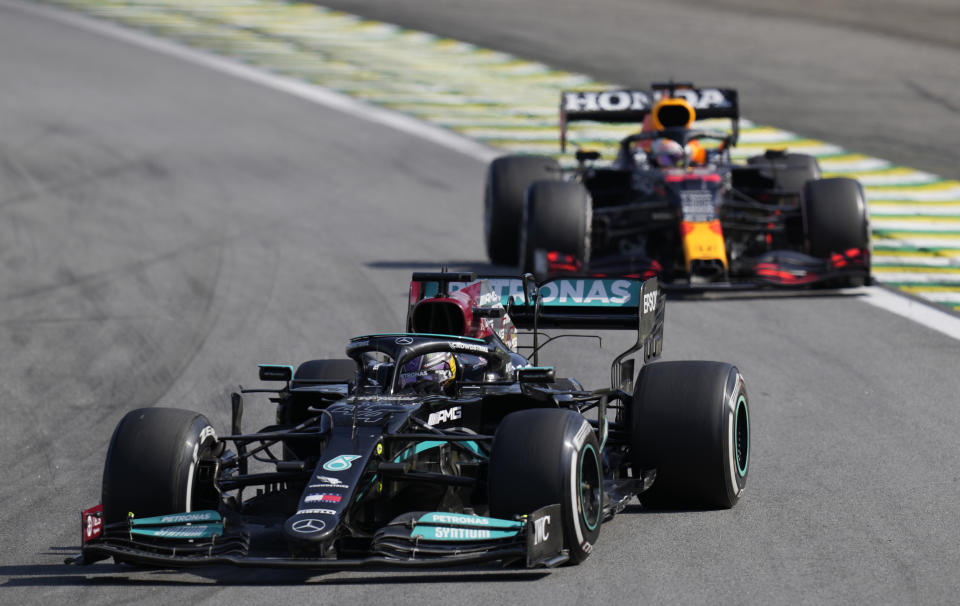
[47,0,960,314]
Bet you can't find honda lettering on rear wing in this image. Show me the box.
[559,85,739,150]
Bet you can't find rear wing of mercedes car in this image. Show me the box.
[407,272,665,371]
[560,83,739,151]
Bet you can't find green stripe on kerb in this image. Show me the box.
[48,0,960,314]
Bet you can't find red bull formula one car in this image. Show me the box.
[484,82,871,289]
[68,272,749,570]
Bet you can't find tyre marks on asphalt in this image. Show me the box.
[44,0,960,313]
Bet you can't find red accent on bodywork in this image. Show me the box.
[829,247,868,269]
[755,263,818,285]
[664,173,722,183]
[546,252,584,274]
[81,504,103,543]
[408,281,422,307]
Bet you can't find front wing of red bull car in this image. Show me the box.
[69,273,750,570]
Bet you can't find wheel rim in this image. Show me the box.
[579,443,602,531]
[734,395,749,477]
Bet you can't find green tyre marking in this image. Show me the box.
[735,394,749,478]
[579,443,601,531]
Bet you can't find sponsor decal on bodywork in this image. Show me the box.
[679,189,718,222]
[147,511,220,525]
[532,514,551,546]
[414,526,518,541]
[427,406,462,426]
[449,341,490,354]
[425,279,640,307]
[410,513,523,540]
[305,493,342,503]
[81,504,103,543]
[291,519,326,534]
[130,525,223,539]
[562,89,733,113]
[321,454,361,471]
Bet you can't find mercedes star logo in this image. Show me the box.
[291,518,326,534]
[395,336,414,345]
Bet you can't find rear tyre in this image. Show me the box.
[631,361,749,509]
[747,152,821,191]
[102,408,218,525]
[521,180,591,275]
[485,155,561,266]
[489,409,602,564]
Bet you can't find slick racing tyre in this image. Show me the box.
[631,361,749,509]
[520,180,591,275]
[485,155,561,266]
[489,409,602,564]
[803,177,870,258]
[102,408,218,525]
[747,152,821,191]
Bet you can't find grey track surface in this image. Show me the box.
[1,1,959,604]
[318,0,960,179]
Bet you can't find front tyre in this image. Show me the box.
[803,177,870,287]
[631,361,749,509]
[489,409,601,564]
[101,408,218,525]
[803,177,869,259]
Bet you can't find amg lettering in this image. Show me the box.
[427,406,462,426]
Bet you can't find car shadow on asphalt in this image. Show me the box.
[366,260,505,274]
[0,559,549,587]
[620,503,730,515]
[665,286,870,302]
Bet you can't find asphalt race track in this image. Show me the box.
[1,1,959,603]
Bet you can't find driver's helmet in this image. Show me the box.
[650,138,686,167]
[398,352,457,392]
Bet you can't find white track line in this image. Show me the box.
[5,0,501,164]
[10,0,960,341]
[862,288,960,341]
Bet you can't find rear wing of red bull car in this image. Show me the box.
[560,83,740,151]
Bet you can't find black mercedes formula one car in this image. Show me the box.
[484,82,871,290]
[69,272,750,570]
